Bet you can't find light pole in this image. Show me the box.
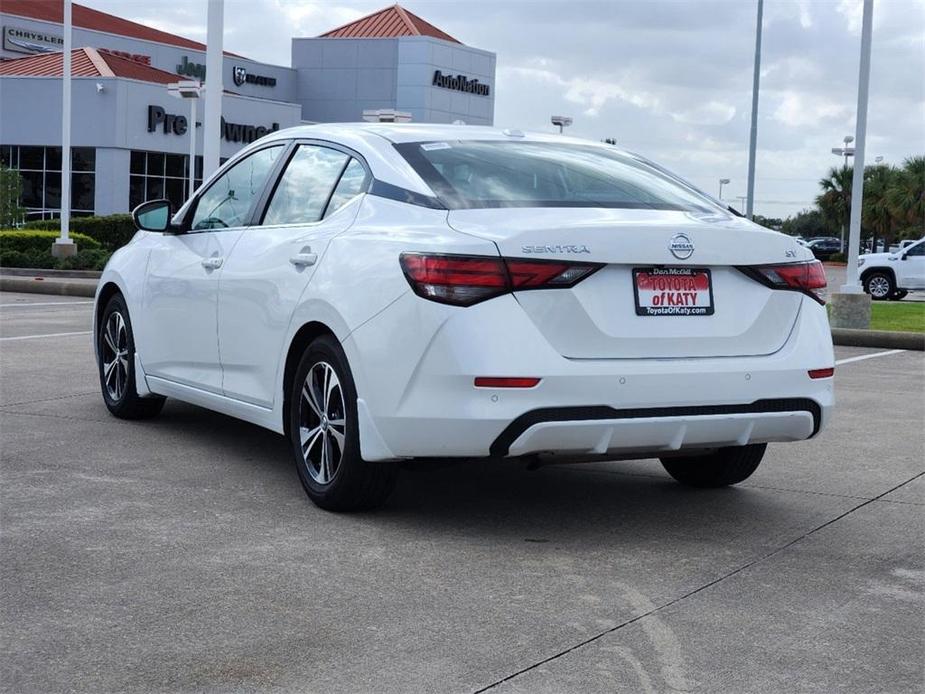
[53,0,75,258]
[168,80,202,202]
[718,178,730,200]
[831,135,855,252]
[551,116,573,134]
[745,0,763,220]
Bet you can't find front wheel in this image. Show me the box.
[97,294,165,419]
[288,336,397,511]
[660,444,766,488]
[864,271,895,300]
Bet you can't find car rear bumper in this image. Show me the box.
[345,292,835,460]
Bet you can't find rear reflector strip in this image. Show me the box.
[808,367,835,379]
[474,377,541,388]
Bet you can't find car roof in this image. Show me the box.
[265,122,609,147]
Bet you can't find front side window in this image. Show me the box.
[191,145,283,230]
[262,145,352,226]
[395,141,721,212]
[905,241,924,256]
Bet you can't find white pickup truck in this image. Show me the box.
[858,237,925,300]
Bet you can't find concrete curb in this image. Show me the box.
[0,268,102,280]
[832,328,925,351]
[0,276,98,298]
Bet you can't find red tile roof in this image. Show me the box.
[0,47,181,84]
[1,0,243,57]
[319,4,461,44]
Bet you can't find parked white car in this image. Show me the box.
[94,124,835,510]
[858,237,925,300]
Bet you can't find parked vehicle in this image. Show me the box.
[94,124,834,511]
[806,238,842,260]
[858,237,925,300]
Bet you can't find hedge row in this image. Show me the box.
[0,229,100,253]
[0,248,111,271]
[23,214,136,251]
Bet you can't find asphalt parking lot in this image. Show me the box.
[1,290,922,694]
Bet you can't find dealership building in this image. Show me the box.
[0,1,496,219]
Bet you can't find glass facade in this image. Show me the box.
[130,150,203,212]
[0,145,96,220]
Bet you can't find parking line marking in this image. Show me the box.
[0,330,92,342]
[0,301,94,307]
[835,349,905,365]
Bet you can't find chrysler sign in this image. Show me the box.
[432,70,490,97]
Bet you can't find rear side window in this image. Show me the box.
[190,145,284,230]
[324,159,367,219]
[395,141,720,212]
[263,145,350,226]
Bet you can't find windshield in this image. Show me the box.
[394,140,721,212]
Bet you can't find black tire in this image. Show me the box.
[97,294,166,420]
[660,443,766,488]
[863,271,895,301]
[888,289,908,301]
[288,335,397,511]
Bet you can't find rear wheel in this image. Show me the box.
[97,294,165,420]
[660,444,766,488]
[864,271,894,300]
[288,336,397,511]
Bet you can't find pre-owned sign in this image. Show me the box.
[432,70,490,97]
[147,105,279,144]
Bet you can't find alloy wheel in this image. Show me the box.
[868,275,891,299]
[299,361,347,485]
[101,311,129,401]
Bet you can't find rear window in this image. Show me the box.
[394,140,719,212]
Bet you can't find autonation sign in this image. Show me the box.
[432,70,490,97]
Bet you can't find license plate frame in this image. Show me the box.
[632,267,715,316]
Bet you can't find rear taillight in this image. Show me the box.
[740,261,827,304]
[400,253,603,306]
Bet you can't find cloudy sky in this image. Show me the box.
[84,0,925,218]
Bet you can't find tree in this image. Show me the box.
[886,156,925,232]
[782,209,827,238]
[862,164,896,251]
[0,164,25,228]
[815,165,853,238]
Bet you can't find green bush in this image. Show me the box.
[24,214,135,250]
[0,229,100,254]
[828,252,847,263]
[57,248,112,271]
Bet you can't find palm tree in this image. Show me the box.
[886,156,925,234]
[815,165,853,241]
[862,164,896,251]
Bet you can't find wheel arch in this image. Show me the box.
[95,281,124,344]
[281,321,338,438]
[860,265,896,284]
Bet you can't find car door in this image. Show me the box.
[217,143,370,408]
[140,143,287,393]
[897,240,925,289]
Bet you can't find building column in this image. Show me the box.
[93,148,131,216]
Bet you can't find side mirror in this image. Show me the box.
[132,199,172,232]
[901,253,908,260]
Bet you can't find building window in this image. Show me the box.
[129,151,203,212]
[0,145,96,220]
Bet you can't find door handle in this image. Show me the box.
[201,257,223,270]
[289,252,318,267]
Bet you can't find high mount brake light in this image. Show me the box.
[399,253,603,306]
[740,261,828,304]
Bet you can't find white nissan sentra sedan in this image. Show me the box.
[94,124,834,511]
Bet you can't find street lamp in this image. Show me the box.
[167,80,202,202]
[830,135,856,253]
[551,115,573,134]
[718,178,730,200]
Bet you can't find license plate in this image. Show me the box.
[633,267,714,316]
